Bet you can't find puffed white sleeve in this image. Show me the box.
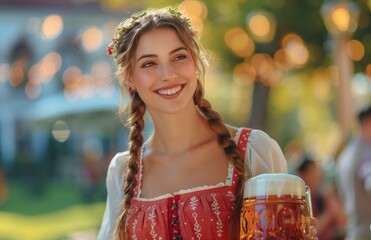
[97,152,128,240]
[244,129,288,176]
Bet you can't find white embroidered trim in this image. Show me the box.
[192,212,202,239]
[190,196,198,211]
[149,205,158,239]
[177,180,229,194]
[131,218,138,240]
[225,161,234,185]
[137,182,230,201]
[211,193,223,237]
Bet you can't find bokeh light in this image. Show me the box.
[281,33,309,67]
[224,27,254,57]
[91,62,115,98]
[232,62,256,86]
[63,66,83,100]
[331,7,351,32]
[9,60,26,87]
[28,52,62,84]
[40,52,62,83]
[274,49,292,71]
[52,120,71,143]
[250,53,281,86]
[346,39,365,61]
[0,64,10,83]
[103,20,120,42]
[366,64,371,80]
[81,27,103,52]
[25,82,42,100]
[179,0,208,34]
[352,73,371,97]
[321,1,360,34]
[41,15,63,39]
[246,11,276,42]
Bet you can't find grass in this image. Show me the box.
[0,203,105,240]
[0,179,106,240]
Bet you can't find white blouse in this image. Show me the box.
[97,128,288,240]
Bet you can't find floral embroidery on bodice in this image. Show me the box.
[125,128,252,240]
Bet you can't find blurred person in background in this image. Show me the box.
[337,105,371,240]
[296,156,346,239]
[97,6,318,240]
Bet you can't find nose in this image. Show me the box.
[161,63,177,81]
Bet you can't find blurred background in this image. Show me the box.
[0,0,370,239]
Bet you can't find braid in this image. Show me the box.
[193,80,250,239]
[114,92,146,240]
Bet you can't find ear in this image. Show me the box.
[127,78,136,90]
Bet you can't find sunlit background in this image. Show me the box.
[0,0,370,239]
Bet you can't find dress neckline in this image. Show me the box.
[135,128,244,201]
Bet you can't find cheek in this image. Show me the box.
[132,71,156,90]
[180,62,197,80]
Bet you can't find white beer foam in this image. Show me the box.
[244,173,306,198]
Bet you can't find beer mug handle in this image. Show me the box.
[305,185,313,218]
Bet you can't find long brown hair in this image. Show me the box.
[110,6,249,239]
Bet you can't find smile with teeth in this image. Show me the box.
[157,85,182,95]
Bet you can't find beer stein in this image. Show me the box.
[240,173,312,239]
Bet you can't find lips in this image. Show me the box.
[155,84,185,96]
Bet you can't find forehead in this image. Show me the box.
[135,28,185,56]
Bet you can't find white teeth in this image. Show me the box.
[157,85,182,95]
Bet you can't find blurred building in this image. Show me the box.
[0,0,131,182]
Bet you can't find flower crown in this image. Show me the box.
[107,6,193,59]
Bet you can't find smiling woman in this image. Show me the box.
[97,6,316,240]
[130,28,198,114]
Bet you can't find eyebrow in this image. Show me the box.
[136,47,187,63]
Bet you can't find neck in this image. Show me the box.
[147,105,215,155]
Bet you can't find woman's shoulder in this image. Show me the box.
[109,151,130,169]
[227,126,272,144]
[113,151,130,163]
[228,126,288,174]
[247,128,275,144]
[106,151,130,183]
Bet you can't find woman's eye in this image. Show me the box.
[141,62,155,68]
[174,55,187,61]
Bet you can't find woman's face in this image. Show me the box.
[130,27,197,115]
